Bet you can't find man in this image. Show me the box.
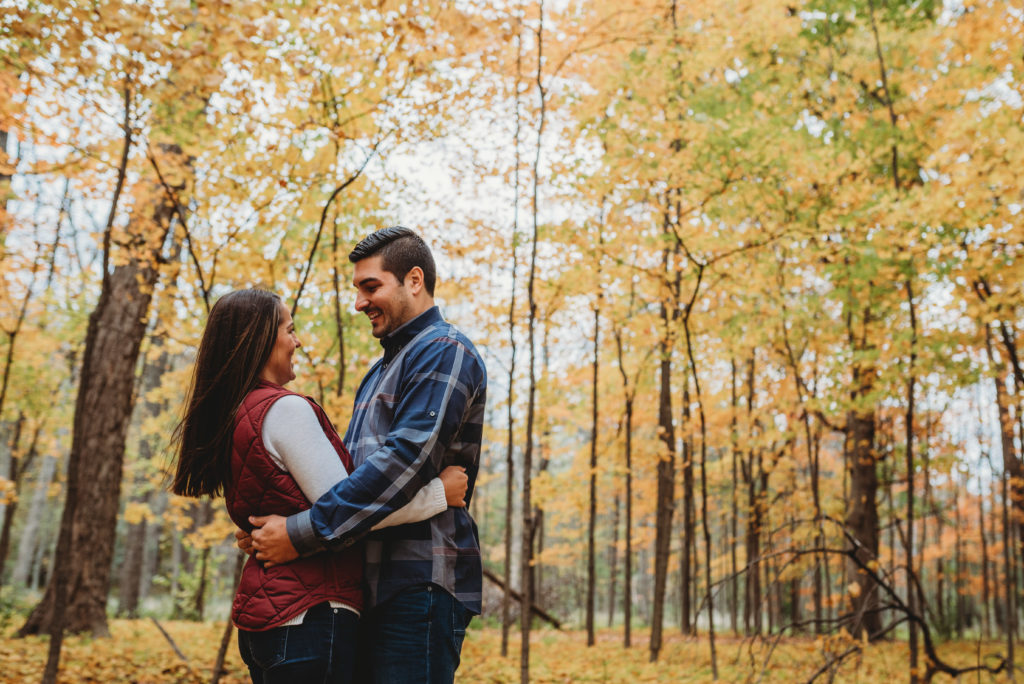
[249,226,486,683]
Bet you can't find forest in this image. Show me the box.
[0,0,1022,681]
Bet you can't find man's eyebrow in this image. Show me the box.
[354,275,382,287]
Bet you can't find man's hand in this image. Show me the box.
[250,514,299,566]
[439,465,468,508]
[235,528,254,556]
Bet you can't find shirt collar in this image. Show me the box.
[381,306,441,364]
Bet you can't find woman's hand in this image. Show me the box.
[235,528,255,555]
[439,465,468,507]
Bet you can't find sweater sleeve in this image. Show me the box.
[262,395,447,529]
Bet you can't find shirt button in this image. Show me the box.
[430,411,436,417]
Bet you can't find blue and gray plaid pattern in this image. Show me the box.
[287,307,486,613]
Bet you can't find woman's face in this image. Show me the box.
[259,302,300,386]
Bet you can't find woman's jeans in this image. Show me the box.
[238,602,359,684]
[357,584,472,684]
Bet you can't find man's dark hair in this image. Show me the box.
[349,226,437,296]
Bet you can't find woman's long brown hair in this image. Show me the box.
[171,289,281,497]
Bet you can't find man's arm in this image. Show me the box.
[247,465,467,564]
[251,334,484,563]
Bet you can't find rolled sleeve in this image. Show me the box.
[286,509,330,556]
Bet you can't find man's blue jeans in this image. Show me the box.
[238,602,359,683]
[359,584,472,684]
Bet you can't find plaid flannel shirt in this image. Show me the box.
[286,307,486,612]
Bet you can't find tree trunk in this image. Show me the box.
[844,397,881,638]
[521,4,545,679]
[119,340,171,617]
[608,494,619,628]
[980,483,991,639]
[171,527,186,619]
[623,396,634,648]
[19,146,183,638]
[680,375,694,636]
[1003,455,1017,670]
[586,292,600,646]
[904,279,919,681]
[687,334,716,674]
[934,500,946,633]
[742,355,762,635]
[139,491,166,606]
[501,4,524,657]
[12,452,56,588]
[0,128,9,206]
[0,413,26,582]
[649,298,676,660]
[990,337,1024,546]
[953,483,965,638]
[117,512,147,618]
[211,552,246,684]
[531,327,553,609]
[729,359,740,634]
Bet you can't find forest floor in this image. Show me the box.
[0,618,1015,682]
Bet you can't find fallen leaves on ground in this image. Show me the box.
[0,619,1013,682]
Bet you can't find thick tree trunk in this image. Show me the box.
[19,161,181,637]
[844,402,881,638]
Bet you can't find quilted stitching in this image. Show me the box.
[225,383,363,630]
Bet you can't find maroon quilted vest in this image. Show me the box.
[224,381,363,631]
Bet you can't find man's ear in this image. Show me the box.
[405,266,425,295]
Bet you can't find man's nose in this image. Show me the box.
[354,296,368,312]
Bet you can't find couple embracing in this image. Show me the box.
[171,227,486,683]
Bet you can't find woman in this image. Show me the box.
[171,289,465,683]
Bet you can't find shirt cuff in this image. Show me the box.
[286,510,323,558]
[429,478,447,514]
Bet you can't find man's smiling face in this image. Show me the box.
[353,255,417,339]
